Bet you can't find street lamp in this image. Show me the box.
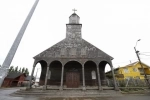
[134,39,150,87]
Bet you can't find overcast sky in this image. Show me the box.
[0,0,150,75]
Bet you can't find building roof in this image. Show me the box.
[121,61,150,68]
[69,13,80,18]
[106,61,150,74]
[34,39,113,59]
[6,72,26,79]
[123,61,138,67]
[25,76,35,81]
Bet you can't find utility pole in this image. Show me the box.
[134,39,150,88]
[0,0,39,87]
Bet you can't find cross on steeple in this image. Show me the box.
[72,8,77,13]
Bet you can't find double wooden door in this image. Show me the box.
[66,72,80,88]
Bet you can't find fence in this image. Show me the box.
[107,79,150,87]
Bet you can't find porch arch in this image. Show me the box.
[99,61,111,86]
[64,61,82,88]
[84,61,98,88]
[48,60,62,86]
[35,60,48,85]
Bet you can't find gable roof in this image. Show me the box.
[34,38,113,59]
[6,72,26,79]
[121,61,150,68]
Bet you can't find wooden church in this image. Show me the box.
[29,10,118,90]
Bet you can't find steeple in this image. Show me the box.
[69,9,80,24]
[66,9,82,40]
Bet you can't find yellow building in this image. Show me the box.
[106,61,150,80]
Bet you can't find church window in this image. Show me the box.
[91,70,96,79]
[70,48,76,55]
[61,48,66,55]
[81,48,86,55]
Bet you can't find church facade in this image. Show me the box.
[29,12,118,90]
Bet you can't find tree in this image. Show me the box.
[14,66,18,72]
[21,67,25,73]
[24,68,29,76]
[9,66,14,73]
[11,68,15,72]
[8,66,29,74]
[18,67,22,73]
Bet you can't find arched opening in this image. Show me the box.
[99,61,111,86]
[64,61,82,88]
[36,60,47,85]
[48,60,62,86]
[84,61,98,89]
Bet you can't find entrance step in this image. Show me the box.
[11,89,122,97]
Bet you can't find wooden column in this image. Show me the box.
[110,62,119,91]
[82,65,86,90]
[60,66,64,90]
[43,66,49,90]
[96,66,103,90]
[27,63,36,89]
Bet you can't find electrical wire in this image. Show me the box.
[113,57,150,66]
[140,52,150,53]
[139,53,150,56]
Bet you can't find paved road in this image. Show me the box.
[0,88,39,100]
[0,88,150,100]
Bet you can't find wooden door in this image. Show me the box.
[66,72,80,88]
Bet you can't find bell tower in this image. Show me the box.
[66,9,82,41]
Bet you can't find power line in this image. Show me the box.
[140,52,150,53]
[140,58,150,60]
[139,53,150,56]
[113,58,150,66]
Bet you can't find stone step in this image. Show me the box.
[15,91,110,94]
[12,92,112,97]
[12,89,122,97]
